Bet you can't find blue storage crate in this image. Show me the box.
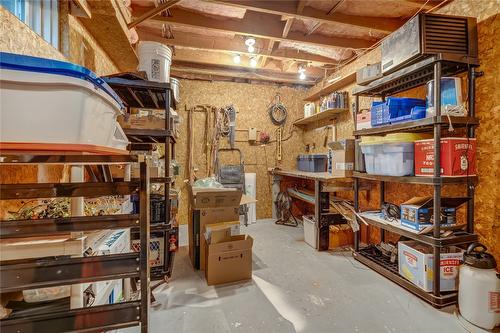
[370,98,425,126]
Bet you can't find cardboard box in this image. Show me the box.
[327,139,355,177]
[205,235,253,286]
[204,221,240,245]
[188,187,241,271]
[400,197,468,231]
[398,241,463,292]
[117,111,165,130]
[356,109,372,130]
[414,138,477,177]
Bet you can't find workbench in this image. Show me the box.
[268,168,355,251]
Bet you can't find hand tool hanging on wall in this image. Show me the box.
[276,127,282,161]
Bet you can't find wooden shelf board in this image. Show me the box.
[304,72,356,102]
[294,108,349,128]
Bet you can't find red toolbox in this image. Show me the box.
[414,137,477,177]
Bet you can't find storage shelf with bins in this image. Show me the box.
[0,154,150,333]
[103,73,178,281]
[352,55,480,308]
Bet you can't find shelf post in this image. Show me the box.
[314,180,322,251]
[432,61,442,297]
[354,177,359,251]
[379,181,385,243]
[466,67,477,233]
[164,88,172,275]
[139,160,151,333]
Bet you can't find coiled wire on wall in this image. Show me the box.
[268,93,287,126]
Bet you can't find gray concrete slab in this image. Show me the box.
[121,219,473,333]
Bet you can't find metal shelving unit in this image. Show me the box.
[352,55,481,308]
[103,73,178,280]
[0,154,150,333]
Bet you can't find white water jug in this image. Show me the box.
[459,243,499,330]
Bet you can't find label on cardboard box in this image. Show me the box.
[335,162,354,171]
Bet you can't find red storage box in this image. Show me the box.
[414,137,476,177]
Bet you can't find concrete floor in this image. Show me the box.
[122,219,480,333]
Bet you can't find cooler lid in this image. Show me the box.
[463,243,497,269]
[0,52,124,110]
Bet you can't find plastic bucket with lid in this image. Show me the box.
[137,41,172,83]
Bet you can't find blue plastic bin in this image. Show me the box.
[370,97,425,126]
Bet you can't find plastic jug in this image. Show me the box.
[458,243,500,330]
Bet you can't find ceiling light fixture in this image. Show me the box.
[233,54,241,64]
[298,65,306,73]
[245,37,256,53]
[299,72,306,80]
[249,57,258,68]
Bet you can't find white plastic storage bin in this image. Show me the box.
[359,133,430,176]
[138,41,172,83]
[360,142,414,176]
[303,215,317,248]
[0,52,129,152]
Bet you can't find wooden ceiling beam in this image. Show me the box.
[400,0,436,10]
[207,0,403,33]
[128,0,182,29]
[138,7,374,49]
[170,60,316,85]
[137,27,342,65]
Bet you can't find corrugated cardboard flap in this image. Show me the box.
[208,235,253,254]
[191,186,242,209]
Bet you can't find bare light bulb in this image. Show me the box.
[247,45,255,53]
[233,54,241,64]
[299,72,306,80]
[250,57,257,67]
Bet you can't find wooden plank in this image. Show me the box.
[137,27,338,65]
[70,0,92,18]
[78,1,138,72]
[138,7,374,49]
[170,60,316,85]
[208,0,403,33]
[128,0,182,29]
[0,236,84,260]
[293,108,349,127]
[305,72,356,102]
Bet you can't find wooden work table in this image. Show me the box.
[268,168,356,251]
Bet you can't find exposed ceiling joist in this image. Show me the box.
[401,0,436,10]
[128,0,182,29]
[137,27,339,65]
[170,60,316,85]
[207,0,403,33]
[282,17,293,38]
[296,0,306,14]
[138,8,374,49]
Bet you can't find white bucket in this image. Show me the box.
[137,41,172,83]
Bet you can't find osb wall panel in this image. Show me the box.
[175,79,308,225]
[0,7,65,60]
[66,15,119,75]
[303,2,500,262]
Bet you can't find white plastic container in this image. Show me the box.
[304,102,316,118]
[1,69,127,150]
[459,243,500,330]
[137,41,172,83]
[360,142,415,176]
[0,52,129,152]
[303,215,317,249]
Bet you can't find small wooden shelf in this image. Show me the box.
[304,72,356,102]
[293,108,349,128]
[353,172,478,185]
